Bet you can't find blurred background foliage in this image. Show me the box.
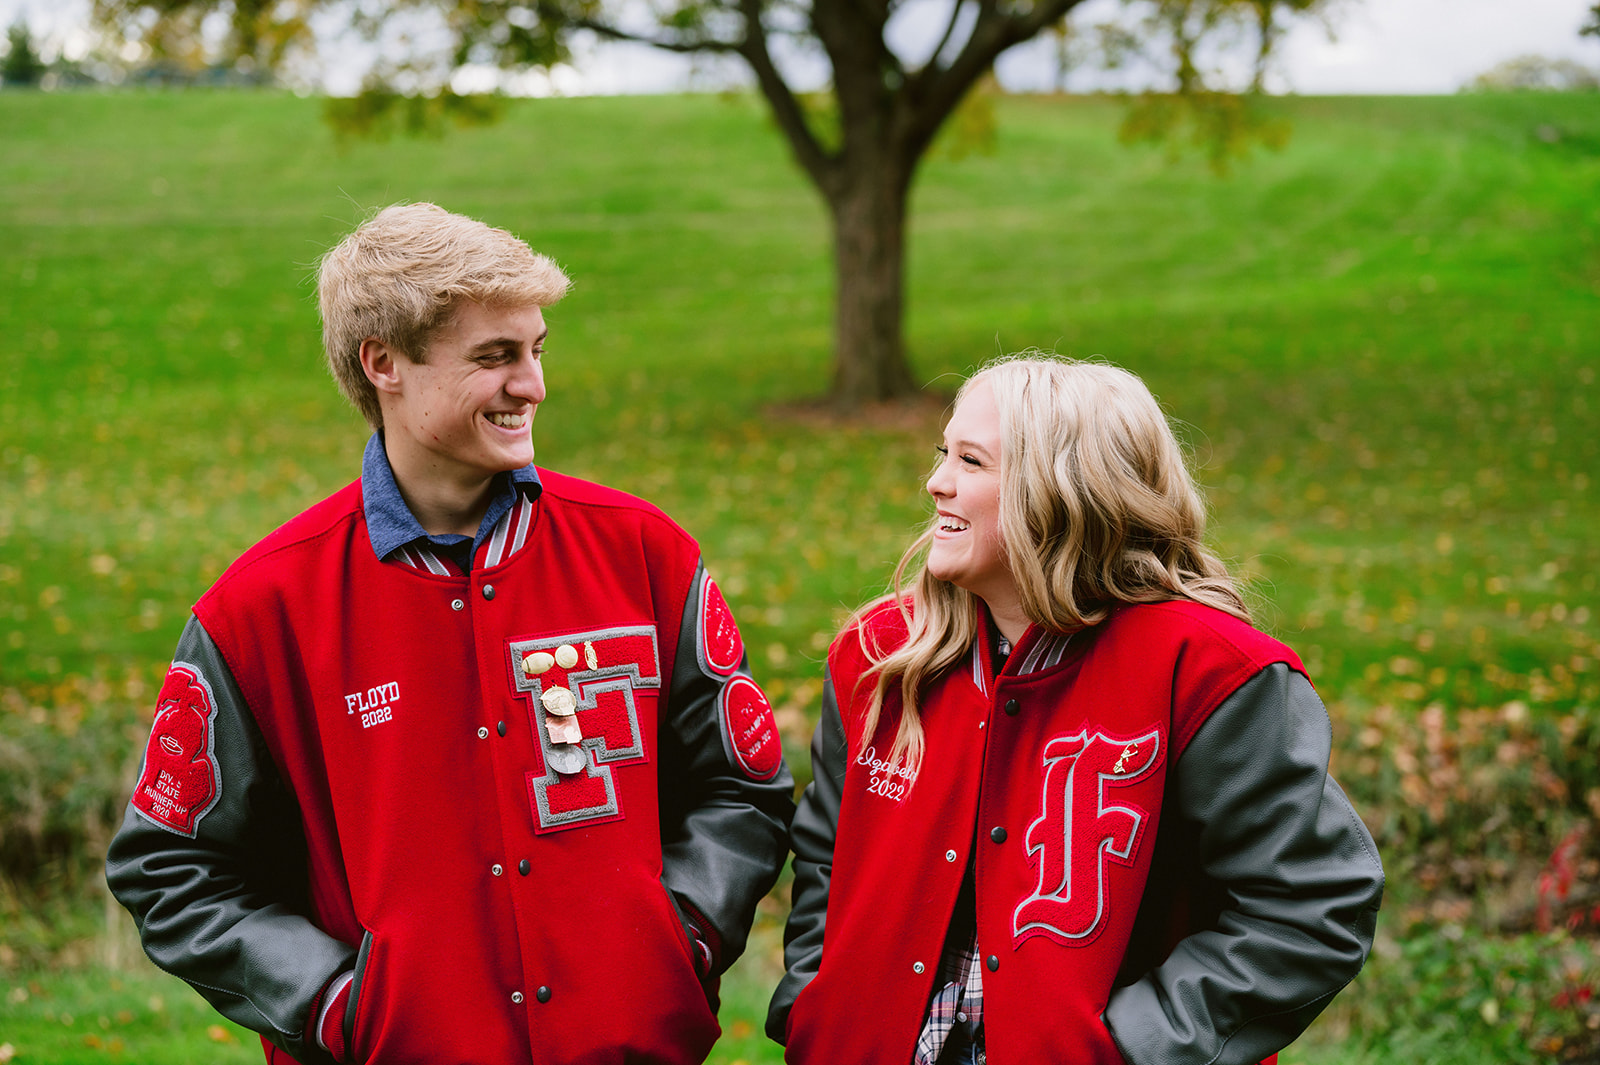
[0,85,1597,1062]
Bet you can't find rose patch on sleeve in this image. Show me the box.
[131,663,223,837]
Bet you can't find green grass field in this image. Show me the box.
[1,87,1597,1063]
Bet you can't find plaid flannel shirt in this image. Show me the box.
[912,931,985,1065]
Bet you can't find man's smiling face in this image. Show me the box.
[383,300,549,487]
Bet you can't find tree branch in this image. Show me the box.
[924,0,966,73]
[730,0,835,189]
[561,14,739,55]
[809,0,897,132]
[901,0,1085,156]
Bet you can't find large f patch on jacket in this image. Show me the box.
[1013,729,1163,946]
[509,626,659,832]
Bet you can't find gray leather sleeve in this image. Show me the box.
[659,562,796,980]
[104,615,357,1065]
[765,671,846,1043]
[1104,663,1385,1065]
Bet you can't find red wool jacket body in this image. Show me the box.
[770,598,1383,1065]
[108,470,793,1065]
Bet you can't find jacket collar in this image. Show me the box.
[967,604,1079,697]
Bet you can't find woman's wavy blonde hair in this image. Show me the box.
[853,354,1249,771]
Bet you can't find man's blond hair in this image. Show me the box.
[318,203,572,428]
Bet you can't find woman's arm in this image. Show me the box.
[1104,662,1385,1065]
[766,671,849,1043]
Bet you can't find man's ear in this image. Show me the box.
[360,338,404,396]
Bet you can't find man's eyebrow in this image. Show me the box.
[467,329,548,354]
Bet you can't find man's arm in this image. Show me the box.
[658,563,796,981]
[1104,662,1385,1065]
[105,615,357,1065]
[766,671,846,1043]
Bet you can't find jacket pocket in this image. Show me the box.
[658,880,707,970]
[343,930,376,1065]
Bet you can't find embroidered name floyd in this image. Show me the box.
[344,682,400,728]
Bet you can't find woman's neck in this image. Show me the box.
[985,599,1030,648]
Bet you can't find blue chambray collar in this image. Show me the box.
[360,431,542,565]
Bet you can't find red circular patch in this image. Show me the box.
[721,676,782,782]
[699,577,743,677]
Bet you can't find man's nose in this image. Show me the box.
[511,351,546,404]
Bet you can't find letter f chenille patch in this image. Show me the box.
[509,626,660,833]
[131,663,223,837]
[1013,728,1163,947]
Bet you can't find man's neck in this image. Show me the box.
[384,438,495,538]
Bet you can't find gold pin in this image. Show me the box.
[554,644,579,669]
[523,651,555,676]
[1113,742,1138,775]
[541,686,577,716]
[584,641,598,671]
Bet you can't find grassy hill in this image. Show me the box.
[0,88,1596,1063]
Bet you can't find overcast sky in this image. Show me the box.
[3,0,1596,95]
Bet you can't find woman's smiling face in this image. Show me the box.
[925,379,1019,619]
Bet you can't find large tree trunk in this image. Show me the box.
[826,159,917,407]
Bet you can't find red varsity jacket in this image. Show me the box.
[771,598,1383,1065]
[109,470,794,1065]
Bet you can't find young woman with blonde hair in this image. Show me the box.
[769,356,1383,1065]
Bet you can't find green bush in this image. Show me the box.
[1326,924,1600,1063]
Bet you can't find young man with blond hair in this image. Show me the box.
[108,203,794,1065]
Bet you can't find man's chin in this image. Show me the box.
[484,439,535,472]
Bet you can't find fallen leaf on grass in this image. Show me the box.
[207,1025,234,1043]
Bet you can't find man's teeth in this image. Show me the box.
[488,413,525,429]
